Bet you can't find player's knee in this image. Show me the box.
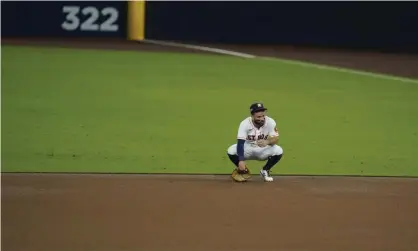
[272,145,283,156]
[227,144,237,155]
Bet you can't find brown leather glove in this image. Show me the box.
[231,167,252,182]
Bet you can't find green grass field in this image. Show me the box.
[2,45,418,176]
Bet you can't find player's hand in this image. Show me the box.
[256,140,268,147]
[238,161,247,171]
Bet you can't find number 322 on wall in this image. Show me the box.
[62,6,119,32]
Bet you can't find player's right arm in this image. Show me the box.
[236,121,248,170]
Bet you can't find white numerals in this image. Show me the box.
[100,7,119,32]
[61,6,119,32]
[80,7,99,31]
[62,6,80,31]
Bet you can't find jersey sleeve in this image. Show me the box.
[237,120,248,140]
[269,119,279,137]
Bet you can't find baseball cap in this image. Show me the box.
[250,102,267,114]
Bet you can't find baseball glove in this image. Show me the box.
[231,167,252,182]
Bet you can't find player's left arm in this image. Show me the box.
[257,120,279,147]
[266,134,279,145]
[266,121,280,145]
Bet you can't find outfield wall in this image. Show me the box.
[144,1,418,54]
[2,1,417,53]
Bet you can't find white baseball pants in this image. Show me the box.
[227,143,283,161]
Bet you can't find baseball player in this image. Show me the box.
[227,102,283,182]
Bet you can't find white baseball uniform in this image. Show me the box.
[227,116,283,161]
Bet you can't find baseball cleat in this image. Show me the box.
[260,170,273,182]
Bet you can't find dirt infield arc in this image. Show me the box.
[2,39,418,251]
[2,173,418,251]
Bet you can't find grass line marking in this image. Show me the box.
[2,172,418,179]
[260,56,418,84]
[142,39,256,58]
[141,39,418,84]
